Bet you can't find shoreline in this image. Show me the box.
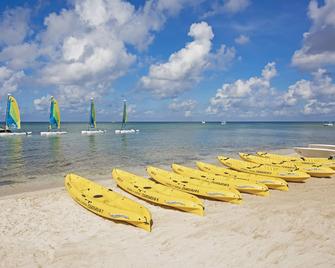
[0,148,295,198]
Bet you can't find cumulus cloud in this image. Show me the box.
[292,0,335,69]
[169,99,197,117]
[234,34,250,45]
[207,62,277,115]
[0,1,201,111]
[281,68,335,115]
[0,7,31,46]
[141,22,235,98]
[0,66,25,96]
[207,62,335,118]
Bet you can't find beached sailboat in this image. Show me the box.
[81,98,106,135]
[115,100,139,134]
[0,94,31,136]
[40,96,67,136]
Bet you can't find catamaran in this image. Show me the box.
[0,94,31,136]
[81,98,106,135]
[40,96,67,136]
[115,100,139,134]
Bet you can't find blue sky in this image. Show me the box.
[0,0,335,122]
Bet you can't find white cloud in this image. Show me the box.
[0,43,39,69]
[0,66,25,96]
[292,0,335,69]
[33,95,51,111]
[234,34,250,45]
[0,1,200,112]
[303,100,335,115]
[169,99,197,117]
[0,7,31,46]
[207,62,335,118]
[203,0,250,18]
[209,44,236,70]
[281,68,335,115]
[223,0,251,14]
[207,62,277,115]
[141,22,235,98]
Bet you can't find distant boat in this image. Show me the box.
[294,147,335,158]
[201,121,206,124]
[115,100,139,134]
[221,121,226,125]
[40,96,67,136]
[81,98,106,135]
[323,122,334,126]
[0,94,31,136]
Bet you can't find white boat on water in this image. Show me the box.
[294,147,335,158]
[323,122,333,126]
[115,100,139,134]
[221,121,226,125]
[0,94,31,137]
[40,97,67,136]
[81,98,106,135]
[201,121,206,124]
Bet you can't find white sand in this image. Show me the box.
[1,153,335,267]
[1,177,334,267]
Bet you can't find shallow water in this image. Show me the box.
[0,122,334,186]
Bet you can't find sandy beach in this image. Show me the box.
[1,151,335,268]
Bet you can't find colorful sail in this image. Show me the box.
[49,97,61,129]
[121,100,128,129]
[89,98,96,128]
[5,94,21,129]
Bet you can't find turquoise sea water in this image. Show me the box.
[0,122,334,186]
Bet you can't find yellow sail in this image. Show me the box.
[6,94,21,129]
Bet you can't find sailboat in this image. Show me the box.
[115,100,139,134]
[0,94,32,136]
[40,96,67,136]
[81,98,106,135]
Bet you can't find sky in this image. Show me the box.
[0,0,335,122]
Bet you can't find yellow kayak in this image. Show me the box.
[146,166,243,203]
[112,169,204,216]
[257,152,335,170]
[172,163,269,196]
[65,173,152,232]
[196,161,288,191]
[218,156,310,182]
[240,153,335,178]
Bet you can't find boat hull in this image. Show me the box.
[0,132,31,136]
[112,169,204,216]
[81,130,106,135]
[115,129,139,134]
[40,131,67,136]
[294,147,335,158]
[65,173,152,231]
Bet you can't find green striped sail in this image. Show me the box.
[49,97,61,129]
[89,98,96,128]
[5,94,21,129]
[121,100,127,129]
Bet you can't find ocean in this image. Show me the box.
[0,122,334,187]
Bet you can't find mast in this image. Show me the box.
[5,94,10,130]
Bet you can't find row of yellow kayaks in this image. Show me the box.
[65,152,335,232]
